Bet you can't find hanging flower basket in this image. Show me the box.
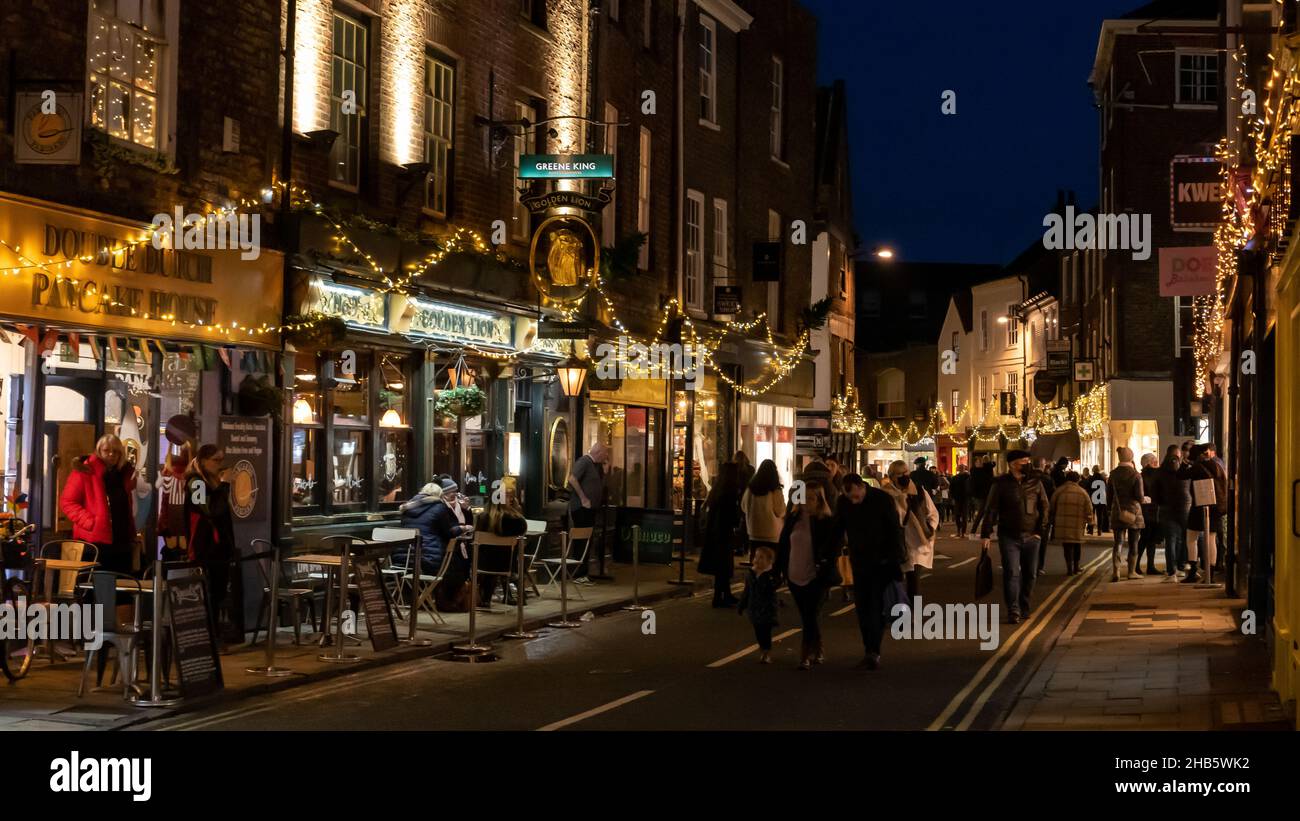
[436,385,485,418]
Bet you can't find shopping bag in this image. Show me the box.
[975,549,994,599]
[1192,478,1216,508]
[836,553,854,586]
[882,579,909,617]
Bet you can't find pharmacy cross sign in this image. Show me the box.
[519,154,614,180]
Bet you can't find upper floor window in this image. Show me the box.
[513,101,539,241]
[1177,51,1218,106]
[770,57,784,159]
[87,0,170,151]
[979,310,989,351]
[520,0,547,28]
[424,55,455,217]
[685,190,705,310]
[699,15,717,125]
[951,331,959,360]
[1006,306,1018,346]
[712,198,729,279]
[876,369,905,419]
[637,127,652,269]
[330,12,368,189]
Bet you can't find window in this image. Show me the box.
[837,248,849,300]
[637,127,652,269]
[951,331,960,360]
[876,369,905,419]
[979,310,989,351]
[643,0,653,48]
[950,389,960,426]
[87,0,169,150]
[423,55,455,216]
[767,209,781,326]
[699,15,717,124]
[839,339,851,394]
[602,102,619,247]
[1006,306,1018,346]
[978,375,987,408]
[685,190,705,310]
[1177,51,1218,105]
[513,101,538,240]
[520,0,546,28]
[712,198,728,279]
[770,57,784,159]
[329,12,368,189]
[1006,371,1018,395]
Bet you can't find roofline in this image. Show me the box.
[694,0,753,32]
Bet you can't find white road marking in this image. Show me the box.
[706,628,801,667]
[536,689,655,731]
[947,557,977,570]
[830,603,855,617]
[926,551,1106,731]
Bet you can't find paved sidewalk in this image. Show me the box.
[1000,566,1291,731]
[0,560,701,731]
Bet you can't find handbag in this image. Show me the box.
[1115,506,1137,528]
[975,549,994,599]
[882,579,909,617]
[436,579,472,613]
[836,553,854,587]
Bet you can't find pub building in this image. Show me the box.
[279,212,572,544]
[0,190,284,560]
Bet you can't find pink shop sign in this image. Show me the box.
[1158,246,1217,297]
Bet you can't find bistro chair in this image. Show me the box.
[38,540,97,602]
[511,519,548,603]
[471,532,522,613]
[371,527,420,605]
[248,539,318,647]
[541,526,593,601]
[78,571,144,698]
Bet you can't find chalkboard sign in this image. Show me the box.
[166,574,224,697]
[612,507,681,565]
[354,554,399,652]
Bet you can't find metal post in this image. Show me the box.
[247,544,293,676]
[131,557,180,707]
[503,536,537,640]
[320,541,360,663]
[622,524,646,611]
[403,535,432,646]
[548,532,580,628]
[453,538,493,657]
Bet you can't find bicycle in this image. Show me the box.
[1,520,37,682]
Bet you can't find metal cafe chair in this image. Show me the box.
[248,539,318,647]
[34,540,97,664]
[512,520,548,602]
[471,532,521,613]
[541,526,593,601]
[371,527,420,606]
[78,571,145,698]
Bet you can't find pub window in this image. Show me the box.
[424,54,455,217]
[87,0,172,151]
[699,15,717,124]
[329,11,368,189]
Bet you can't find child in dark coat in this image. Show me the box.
[738,546,780,663]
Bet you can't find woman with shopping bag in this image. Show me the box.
[882,460,939,601]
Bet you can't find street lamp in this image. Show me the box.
[874,247,895,260]
[551,348,588,629]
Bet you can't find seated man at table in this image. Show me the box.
[397,481,470,580]
[472,479,528,606]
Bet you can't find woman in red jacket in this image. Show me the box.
[59,433,138,576]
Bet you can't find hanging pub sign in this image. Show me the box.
[1033,375,1057,404]
[518,154,615,180]
[520,186,613,215]
[998,391,1018,417]
[1170,156,1222,231]
[529,215,598,311]
[1046,340,1071,379]
[713,285,742,315]
[753,242,782,282]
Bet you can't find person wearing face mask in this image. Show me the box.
[979,450,1050,624]
[881,460,938,601]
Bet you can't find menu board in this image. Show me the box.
[354,555,399,652]
[612,507,680,565]
[167,575,224,697]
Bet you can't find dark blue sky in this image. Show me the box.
[801,0,1139,265]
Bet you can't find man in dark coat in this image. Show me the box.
[1158,444,1191,576]
[949,463,971,538]
[911,457,938,502]
[834,473,906,670]
[968,456,995,533]
[980,450,1050,624]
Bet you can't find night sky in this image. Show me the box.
[801,0,1141,265]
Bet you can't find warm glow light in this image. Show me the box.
[384,0,422,165]
[291,0,332,135]
[507,432,522,476]
[996,316,1009,324]
[875,248,895,259]
[379,408,403,428]
[292,398,315,424]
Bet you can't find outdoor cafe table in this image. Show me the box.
[32,557,98,661]
[285,554,345,648]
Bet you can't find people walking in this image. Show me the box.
[979,449,1049,624]
[700,462,742,608]
[776,482,840,670]
[882,461,937,600]
[1088,466,1109,533]
[737,546,780,664]
[833,473,905,670]
[969,455,995,534]
[1138,453,1163,575]
[742,459,785,562]
[1049,471,1094,574]
[1107,447,1146,582]
[1157,444,1192,578]
[1180,444,1227,584]
[184,444,237,638]
[950,463,971,538]
[910,456,938,504]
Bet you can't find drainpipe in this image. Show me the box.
[675,0,686,308]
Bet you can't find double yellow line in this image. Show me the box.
[927,550,1105,731]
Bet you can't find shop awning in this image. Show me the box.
[1030,429,1081,462]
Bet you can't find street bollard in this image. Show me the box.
[454,537,493,656]
[131,557,180,708]
[548,532,581,629]
[247,543,294,677]
[320,540,360,663]
[503,536,538,640]
[402,536,433,647]
[622,525,646,612]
